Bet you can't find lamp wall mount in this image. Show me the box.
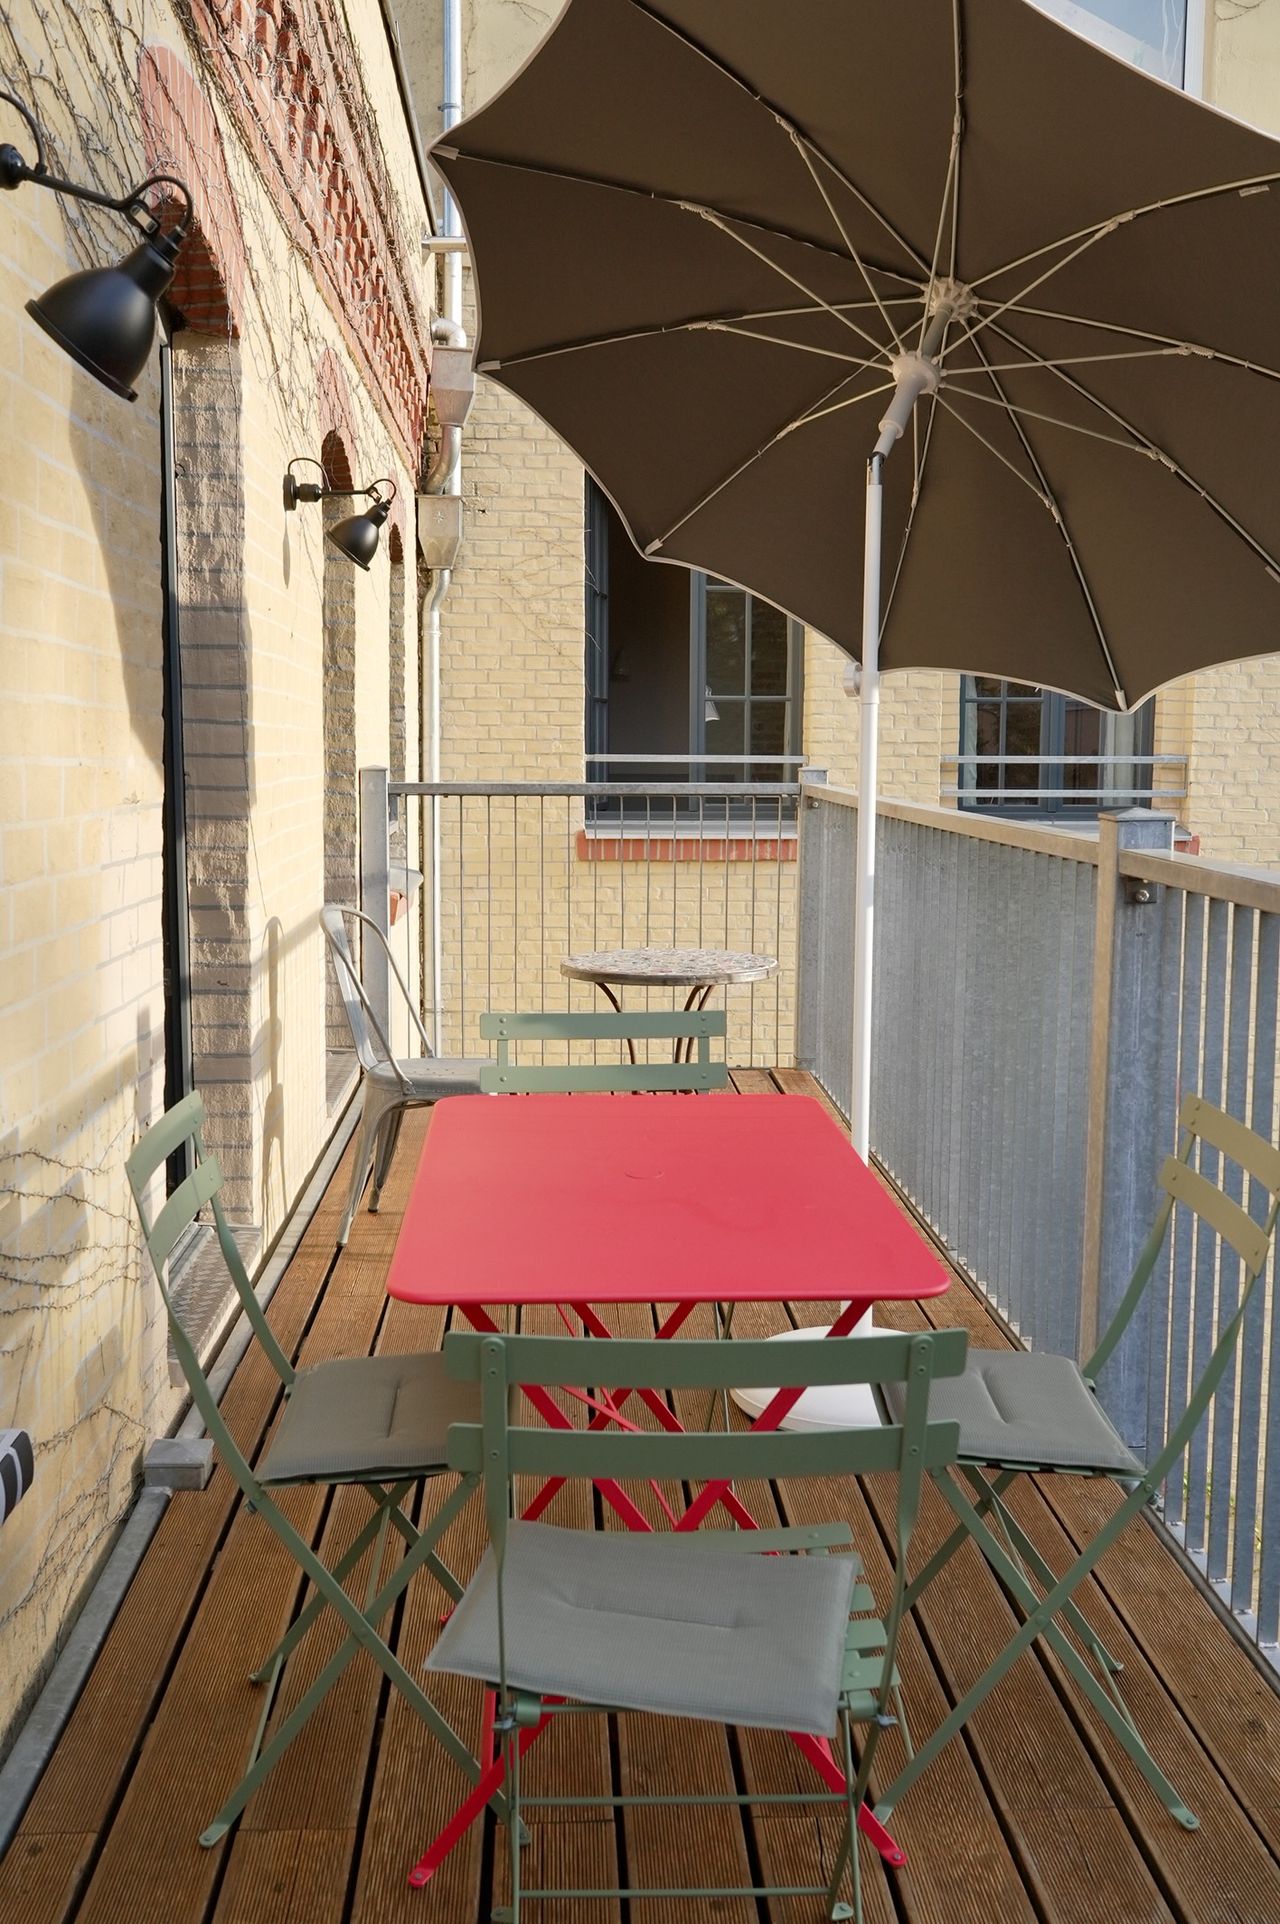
[0,87,192,401]
[283,457,397,570]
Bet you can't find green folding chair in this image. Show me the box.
[480,1008,729,1092]
[426,1326,967,1923]
[875,1091,1280,1834]
[125,1092,492,1845]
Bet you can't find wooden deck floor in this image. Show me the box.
[3,1072,1280,1924]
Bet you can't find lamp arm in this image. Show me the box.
[0,94,191,239]
[364,477,398,503]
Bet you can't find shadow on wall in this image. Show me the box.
[260,915,286,1230]
[0,1027,165,1752]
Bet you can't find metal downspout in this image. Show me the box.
[420,0,465,1052]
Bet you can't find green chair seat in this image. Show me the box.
[428,1519,857,1736]
[260,1352,484,1485]
[885,1349,1142,1478]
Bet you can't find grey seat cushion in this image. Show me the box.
[886,1348,1142,1476]
[260,1351,479,1484]
[427,1521,857,1735]
[369,1057,487,1098]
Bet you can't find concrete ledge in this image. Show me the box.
[143,1438,214,1491]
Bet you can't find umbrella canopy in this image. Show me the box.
[434,0,1280,712]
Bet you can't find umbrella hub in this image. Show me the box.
[924,276,977,325]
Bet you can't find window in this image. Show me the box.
[1031,1,1188,84]
[957,678,1155,816]
[585,480,802,817]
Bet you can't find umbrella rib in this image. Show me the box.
[948,0,963,280]
[437,146,915,295]
[692,324,886,366]
[940,383,1154,455]
[933,395,1060,503]
[944,346,1217,375]
[645,378,898,554]
[985,317,1280,583]
[957,172,1280,345]
[881,390,943,638]
[946,334,1125,705]
[681,205,893,356]
[626,0,930,274]
[919,0,965,348]
[479,298,922,373]
[973,302,1280,385]
[789,133,906,351]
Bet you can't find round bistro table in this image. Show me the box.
[560,945,778,1061]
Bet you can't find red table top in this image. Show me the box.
[386,1094,950,1309]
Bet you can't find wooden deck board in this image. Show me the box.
[4,1081,1280,1924]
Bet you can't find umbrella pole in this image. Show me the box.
[851,315,950,1158]
[851,452,884,1162]
[730,333,948,1438]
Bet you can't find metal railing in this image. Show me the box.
[941,752,1189,808]
[362,770,801,1073]
[359,760,1280,1665]
[797,782,1280,1665]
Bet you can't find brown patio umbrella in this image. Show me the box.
[432,0,1280,1153]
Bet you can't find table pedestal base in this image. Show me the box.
[729,1313,883,1429]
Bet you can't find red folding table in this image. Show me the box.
[385,1091,950,1886]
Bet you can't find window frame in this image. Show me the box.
[957,678,1155,819]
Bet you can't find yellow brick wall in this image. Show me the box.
[0,0,427,1745]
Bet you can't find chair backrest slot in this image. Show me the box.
[478,1008,729,1094]
[1160,1155,1273,1274]
[126,1093,297,1414]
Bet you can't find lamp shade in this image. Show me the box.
[327,495,391,571]
[26,231,179,401]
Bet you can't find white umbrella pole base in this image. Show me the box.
[728,1312,882,1431]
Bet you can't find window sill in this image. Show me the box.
[576,828,797,864]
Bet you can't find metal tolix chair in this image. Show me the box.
[125,1091,491,1846]
[480,1008,729,1092]
[423,1326,967,1923]
[874,1091,1280,1835]
[321,904,487,1244]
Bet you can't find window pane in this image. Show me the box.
[750,602,788,694]
[973,676,1004,696]
[749,701,786,757]
[706,700,746,759]
[1064,701,1101,797]
[974,702,1002,753]
[706,589,746,693]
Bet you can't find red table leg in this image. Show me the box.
[409,1297,905,1885]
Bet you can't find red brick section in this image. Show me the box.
[138,45,246,336]
[317,346,360,483]
[187,0,430,461]
[316,346,410,547]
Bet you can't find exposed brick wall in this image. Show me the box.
[187,0,430,459]
[139,44,246,337]
[321,431,358,1052]
[172,335,256,1219]
[316,346,360,486]
[388,526,407,864]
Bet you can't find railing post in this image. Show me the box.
[1080,807,1176,1440]
[359,766,392,1041]
[794,768,827,1071]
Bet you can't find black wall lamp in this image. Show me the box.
[0,88,191,402]
[283,458,396,571]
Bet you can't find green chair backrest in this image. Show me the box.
[125,1093,295,1476]
[1087,1092,1280,1479]
[443,1328,967,1710]
[479,1009,729,1093]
